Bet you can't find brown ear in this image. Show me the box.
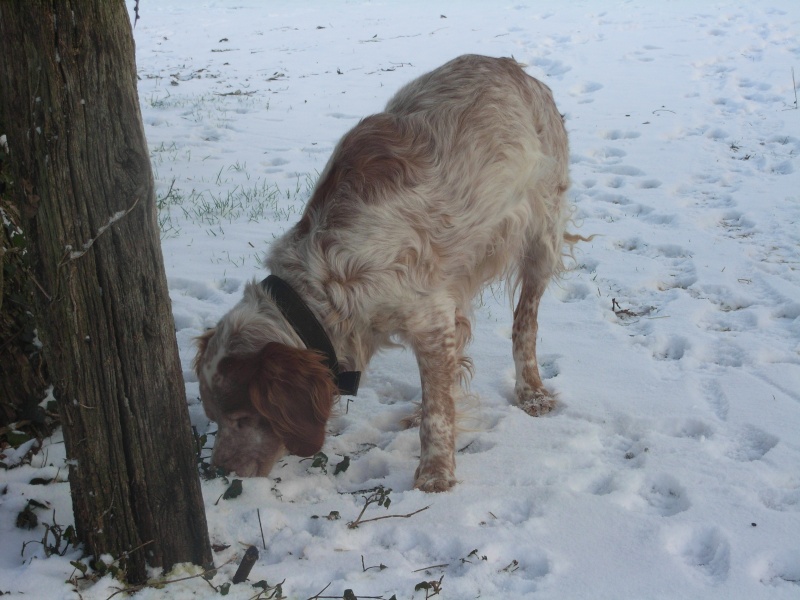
[249,342,338,457]
[192,328,217,374]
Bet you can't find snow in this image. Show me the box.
[2,0,799,598]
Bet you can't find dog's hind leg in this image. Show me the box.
[512,242,558,416]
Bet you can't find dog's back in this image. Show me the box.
[386,54,570,290]
[271,55,570,320]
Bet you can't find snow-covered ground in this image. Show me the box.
[2,1,799,598]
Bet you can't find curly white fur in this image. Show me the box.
[194,54,575,492]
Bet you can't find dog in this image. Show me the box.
[194,54,578,492]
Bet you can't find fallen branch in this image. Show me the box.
[347,504,430,529]
[346,487,429,529]
[412,563,449,573]
[232,545,259,584]
[304,582,332,599]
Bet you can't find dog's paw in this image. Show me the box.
[414,470,457,493]
[516,387,557,416]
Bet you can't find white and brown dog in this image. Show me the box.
[194,54,579,492]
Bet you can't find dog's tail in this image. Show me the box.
[564,232,596,247]
[562,231,596,266]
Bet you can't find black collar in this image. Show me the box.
[261,275,361,396]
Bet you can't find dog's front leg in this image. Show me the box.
[406,299,459,492]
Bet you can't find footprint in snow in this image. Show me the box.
[585,472,618,496]
[724,424,778,462]
[375,381,421,407]
[760,484,800,513]
[753,550,800,588]
[641,333,690,362]
[590,146,627,162]
[642,474,691,517]
[696,338,747,368]
[526,56,571,78]
[614,434,649,469]
[654,257,697,292]
[665,525,731,581]
[591,193,655,221]
[570,81,603,104]
[338,449,392,487]
[716,209,756,238]
[597,192,633,207]
[626,50,655,63]
[737,77,772,91]
[553,281,591,303]
[637,178,662,189]
[696,306,757,334]
[261,156,289,174]
[605,175,625,189]
[600,164,645,177]
[660,418,715,441]
[538,355,561,380]
[601,129,641,140]
[466,494,546,528]
[643,211,677,226]
[613,236,647,253]
[700,378,730,421]
[690,283,754,313]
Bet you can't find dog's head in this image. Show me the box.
[193,283,337,477]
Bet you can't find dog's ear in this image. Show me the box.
[193,328,217,374]
[249,342,337,457]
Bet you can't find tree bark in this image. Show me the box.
[0,1,212,583]
[1,194,50,437]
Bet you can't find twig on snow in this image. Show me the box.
[787,67,798,110]
[257,508,267,550]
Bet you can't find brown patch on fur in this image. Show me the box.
[192,328,217,372]
[248,342,338,457]
[296,114,432,235]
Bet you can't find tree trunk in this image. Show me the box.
[0,193,51,438]
[0,1,212,583]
